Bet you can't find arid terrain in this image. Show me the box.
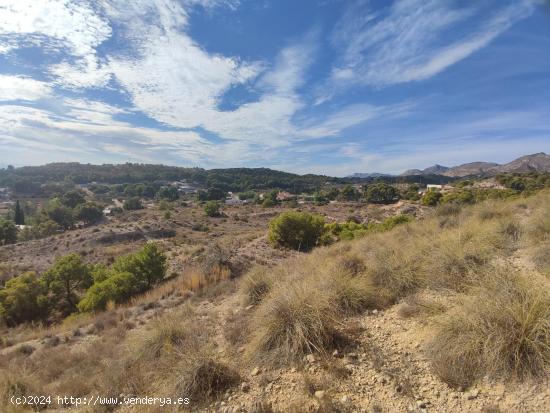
[1,185,549,413]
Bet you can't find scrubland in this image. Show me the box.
[1,191,549,412]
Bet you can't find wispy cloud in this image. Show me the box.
[329,0,535,88]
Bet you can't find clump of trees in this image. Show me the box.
[364,183,399,204]
[198,188,227,201]
[157,186,179,202]
[0,243,167,325]
[74,202,103,225]
[268,211,326,251]
[123,197,143,210]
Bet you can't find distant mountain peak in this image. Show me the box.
[399,153,550,177]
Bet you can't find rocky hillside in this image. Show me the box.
[442,161,499,177]
[496,152,550,173]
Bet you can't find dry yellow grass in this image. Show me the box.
[247,280,340,364]
[427,265,550,387]
[240,265,273,305]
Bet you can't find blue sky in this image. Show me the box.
[0,0,549,176]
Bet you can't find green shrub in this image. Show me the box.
[325,221,368,241]
[77,271,137,312]
[60,190,86,208]
[113,243,167,289]
[421,190,442,206]
[204,201,221,217]
[262,197,276,208]
[441,189,475,205]
[79,243,167,312]
[0,272,47,326]
[268,211,326,251]
[373,214,412,232]
[43,198,75,229]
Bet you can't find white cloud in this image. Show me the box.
[50,55,112,89]
[330,0,535,88]
[0,75,52,101]
[0,0,111,56]
[0,0,112,89]
[0,101,210,165]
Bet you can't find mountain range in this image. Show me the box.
[398,152,550,178]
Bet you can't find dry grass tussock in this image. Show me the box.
[240,265,274,305]
[427,265,550,388]
[247,279,341,364]
[174,353,240,403]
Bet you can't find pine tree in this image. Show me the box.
[14,200,25,225]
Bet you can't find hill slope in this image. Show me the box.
[1,191,549,412]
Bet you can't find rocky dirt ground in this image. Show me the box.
[194,291,550,413]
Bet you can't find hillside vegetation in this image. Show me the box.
[0,191,549,412]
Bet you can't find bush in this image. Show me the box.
[421,190,442,206]
[37,220,59,237]
[157,186,179,201]
[339,185,359,201]
[372,214,411,232]
[325,272,379,315]
[61,190,86,208]
[441,189,475,205]
[325,221,368,241]
[0,272,47,326]
[204,201,221,217]
[112,243,167,289]
[268,211,326,251]
[427,267,550,388]
[77,271,137,312]
[262,197,276,208]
